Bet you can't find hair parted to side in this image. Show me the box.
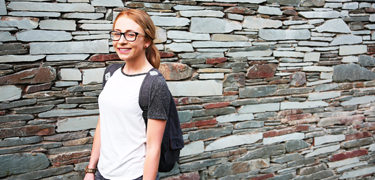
[113,9,161,69]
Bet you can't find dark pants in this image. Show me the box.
[95,169,159,180]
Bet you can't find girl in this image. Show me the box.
[84,9,170,180]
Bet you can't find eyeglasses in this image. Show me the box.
[110,31,145,41]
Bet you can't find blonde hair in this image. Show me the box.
[113,9,160,69]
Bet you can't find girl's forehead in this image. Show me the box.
[114,16,142,31]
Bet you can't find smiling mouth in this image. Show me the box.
[118,48,131,53]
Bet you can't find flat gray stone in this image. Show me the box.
[235,121,264,129]
[3,165,74,180]
[179,52,224,59]
[212,34,248,41]
[330,34,362,46]
[280,101,329,110]
[0,32,16,42]
[190,17,241,33]
[259,29,310,40]
[258,6,282,15]
[237,144,285,161]
[333,64,375,82]
[165,43,194,52]
[243,16,282,29]
[38,109,99,118]
[7,2,95,12]
[359,55,375,67]
[205,133,263,151]
[0,17,38,29]
[192,41,251,48]
[39,20,76,31]
[339,45,367,55]
[82,68,105,85]
[59,68,82,81]
[46,54,89,61]
[267,0,300,6]
[273,51,305,57]
[180,10,224,17]
[0,114,34,123]
[30,40,108,54]
[62,13,104,20]
[180,141,204,157]
[167,30,210,40]
[216,113,254,123]
[151,16,190,26]
[0,55,45,63]
[238,103,280,113]
[316,19,351,33]
[314,134,345,146]
[0,136,41,147]
[189,126,233,141]
[308,91,341,101]
[340,166,375,179]
[80,24,112,30]
[342,2,358,9]
[286,140,310,152]
[57,116,99,132]
[327,158,359,168]
[305,144,340,158]
[299,11,340,19]
[341,96,375,106]
[0,0,6,15]
[264,133,304,145]
[227,50,273,57]
[0,153,50,178]
[173,5,205,11]
[239,85,277,98]
[91,0,123,7]
[13,105,54,114]
[0,99,37,110]
[16,30,72,42]
[167,80,223,96]
[228,13,244,21]
[0,85,22,102]
[9,12,61,17]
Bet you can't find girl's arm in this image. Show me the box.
[143,118,167,180]
[84,118,101,180]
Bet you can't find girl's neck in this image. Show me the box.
[123,58,153,75]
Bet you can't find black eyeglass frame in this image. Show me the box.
[109,31,145,42]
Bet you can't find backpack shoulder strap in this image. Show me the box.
[139,68,162,127]
[102,63,124,89]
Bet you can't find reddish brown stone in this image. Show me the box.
[175,97,202,105]
[286,113,312,121]
[159,63,193,80]
[250,174,275,180]
[354,82,365,88]
[277,109,303,116]
[263,125,309,138]
[195,119,217,127]
[346,132,373,141]
[49,150,91,163]
[0,125,55,138]
[25,83,51,93]
[365,8,375,13]
[269,79,290,85]
[206,57,227,64]
[163,172,200,180]
[290,72,306,86]
[330,149,368,162]
[249,61,268,65]
[0,110,5,116]
[224,7,255,14]
[229,148,247,156]
[0,67,56,85]
[203,102,230,109]
[180,122,194,129]
[283,9,298,16]
[368,46,375,55]
[223,91,239,96]
[160,51,175,58]
[53,156,90,167]
[202,3,237,6]
[246,64,277,79]
[88,54,120,62]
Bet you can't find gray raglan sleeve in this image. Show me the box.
[147,76,171,120]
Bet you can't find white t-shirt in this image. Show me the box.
[97,66,171,180]
[98,68,147,180]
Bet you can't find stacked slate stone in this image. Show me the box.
[1,0,375,179]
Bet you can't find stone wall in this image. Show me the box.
[1,0,375,179]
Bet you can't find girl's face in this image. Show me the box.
[113,16,150,62]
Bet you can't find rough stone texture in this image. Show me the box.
[2,1,375,180]
[333,64,375,82]
[0,153,50,178]
[0,66,56,85]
